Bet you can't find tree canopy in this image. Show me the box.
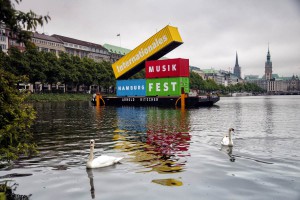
[1,47,116,93]
[0,68,37,161]
[0,0,50,162]
[189,71,264,94]
[0,0,50,46]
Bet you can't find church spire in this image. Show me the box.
[267,43,271,62]
[235,51,239,67]
[233,51,241,79]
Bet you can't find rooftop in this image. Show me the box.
[103,44,131,55]
[52,34,107,51]
[202,69,220,74]
[32,32,63,43]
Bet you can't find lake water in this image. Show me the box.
[1,96,300,199]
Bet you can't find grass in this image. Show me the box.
[25,93,92,102]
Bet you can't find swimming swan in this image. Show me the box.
[86,139,123,168]
[221,128,235,147]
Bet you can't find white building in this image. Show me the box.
[0,25,8,53]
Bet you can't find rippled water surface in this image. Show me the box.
[1,96,300,199]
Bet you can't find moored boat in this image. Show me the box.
[91,95,219,108]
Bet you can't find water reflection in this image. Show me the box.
[112,107,191,175]
[2,97,299,199]
[220,146,235,162]
[86,169,95,199]
[0,181,31,200]
[151,178,183,186]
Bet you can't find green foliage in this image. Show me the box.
[0,69,37,162]
[0,0,50,46]
[0,0,50,162]
[3,48,116,93]
[189,71,220,92]
[189,71,264,94]
[131,69,145,79]
[189,71,205,90]
[26,93,91,102]
[226,82,264,93]
[97,61,115,93]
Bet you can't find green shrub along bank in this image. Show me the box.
[25,93,92,102]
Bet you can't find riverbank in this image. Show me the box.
[25,93,92,102]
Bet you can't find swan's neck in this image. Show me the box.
[89,146,94,161]
[228,130,233,146]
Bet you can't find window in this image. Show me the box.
[1,44,6,50]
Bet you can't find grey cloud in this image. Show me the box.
[16,0,300,77]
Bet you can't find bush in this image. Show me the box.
[0,69,37,162]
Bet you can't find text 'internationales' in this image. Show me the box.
[116,35,168,73]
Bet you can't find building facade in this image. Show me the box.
[245,46,300,94]
[6,28,26,52]
[52,34,110,62]
[0,25,8,53]
[32,32,65,56]
[103,44,131,63]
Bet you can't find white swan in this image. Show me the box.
[221,128,235,147]
[86,139,123,168]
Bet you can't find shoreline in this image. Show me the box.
[25,93,92,102]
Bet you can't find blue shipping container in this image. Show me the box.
[116,79,146,97]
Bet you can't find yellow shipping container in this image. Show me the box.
[112,25,183,79]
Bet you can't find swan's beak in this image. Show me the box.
[90,140,95,148]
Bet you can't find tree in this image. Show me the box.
[24,47,47,87]
[0,0,50,162]
[96,61,115,93]
[204,79,220,92]
[0,0,50,46]
[44,51,64,92]
[80,57,96,91]
[6,47,29,76]
[0,69,37,161]
[189,71,205,91]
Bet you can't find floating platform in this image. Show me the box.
[92,95,220,108]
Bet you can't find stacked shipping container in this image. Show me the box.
[116,58,190,97]
[145,58,189,78]
[116,79,146,96]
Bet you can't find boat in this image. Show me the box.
[91,95,220,108]
[91,26,220,108]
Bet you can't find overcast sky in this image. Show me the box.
[16,0,300,77]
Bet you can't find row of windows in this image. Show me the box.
[32,38,63,47]
[0,36,6,42]
[0,44,6,50]
[39,47,62,54]
[65,42,109,55]
[66,49,88,57]
[0,29,5,35]
[65,43,89,51]
[10,40,25,47]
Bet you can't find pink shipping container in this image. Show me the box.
[145,58,190,78]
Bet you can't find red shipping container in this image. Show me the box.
[145,58,190,78]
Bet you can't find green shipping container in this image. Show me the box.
[146,77,190,97]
